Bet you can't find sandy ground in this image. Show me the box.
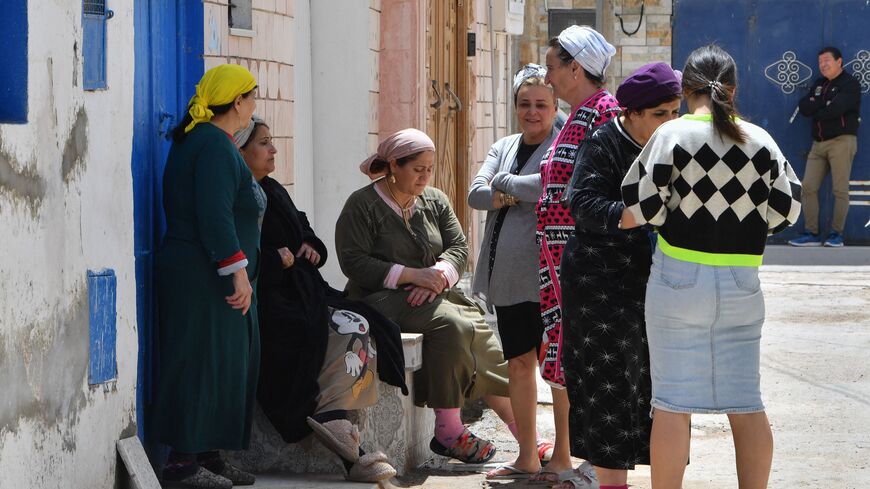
[381,266,870,488]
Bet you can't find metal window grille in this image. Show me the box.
[548,9,597,38]
[83,0,105,15]
[229,0,253,30]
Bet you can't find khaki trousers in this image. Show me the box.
[801,135,857,234]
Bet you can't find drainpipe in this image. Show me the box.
[488,0,498,142]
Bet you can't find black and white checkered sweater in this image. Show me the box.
[621,115,802,259]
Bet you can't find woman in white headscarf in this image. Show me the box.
[535,25,621,487]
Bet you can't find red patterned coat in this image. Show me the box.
[536,89,620,386]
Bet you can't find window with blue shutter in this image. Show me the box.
[87,269,118,384]
[0,0,27,123]
[82,0,113,90]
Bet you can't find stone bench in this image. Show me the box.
[226,333,433,476]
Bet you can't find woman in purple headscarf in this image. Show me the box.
[336,129,517,465]
[556,63,682,489]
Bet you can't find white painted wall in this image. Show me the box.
[292,0,315,216]
[0,2,138,488]
[309,0,376,285]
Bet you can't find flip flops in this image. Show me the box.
[429,429,497,464]
[306,417,360,462]
[347,452,397,483]
[485,463,536,480]
[307,417,397,483]
[552,461,600,489]
[529,466,562,484]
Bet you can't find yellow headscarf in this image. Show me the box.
[184,64,258,133]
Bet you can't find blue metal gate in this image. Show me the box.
[673,0,870,243]
[132,0,202,444]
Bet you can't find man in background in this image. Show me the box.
[789,46,861,247]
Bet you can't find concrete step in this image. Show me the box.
[764,245,870,266]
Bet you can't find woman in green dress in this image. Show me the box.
[335,128,518,464]
[151,64,262,489]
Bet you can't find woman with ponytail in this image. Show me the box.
[152,64,261,488]
[621,45,802,489]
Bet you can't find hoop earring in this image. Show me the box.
[389,174,397,184]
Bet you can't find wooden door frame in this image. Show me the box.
[454,1,470,231]
[424,0,472,231]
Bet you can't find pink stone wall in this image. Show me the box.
[379,0,426,140]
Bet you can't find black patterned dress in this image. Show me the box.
[559,117,653,469]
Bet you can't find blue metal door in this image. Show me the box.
[673,0,870,243]
[132,0,202,444]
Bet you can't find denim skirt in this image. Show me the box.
[644,248,766,414]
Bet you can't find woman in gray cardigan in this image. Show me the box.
[468,65,569,481]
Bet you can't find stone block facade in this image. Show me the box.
[516,0,674,91]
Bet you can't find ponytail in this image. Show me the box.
[682,45,747,143]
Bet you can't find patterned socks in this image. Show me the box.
[433,408,465,447]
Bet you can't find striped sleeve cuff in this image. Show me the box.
[217,251,248,276]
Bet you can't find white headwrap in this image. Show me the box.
[512,63,548,97]
[557,25,616,79]
[233,115,265,148]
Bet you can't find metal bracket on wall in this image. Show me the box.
[615,1,644,36]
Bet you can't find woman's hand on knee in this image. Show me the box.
[404,285,437,307]
[408,268,447,292]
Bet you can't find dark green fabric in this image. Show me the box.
[151,123,262,453]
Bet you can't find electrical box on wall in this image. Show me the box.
[491,0,525,35]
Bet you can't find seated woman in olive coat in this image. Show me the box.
[335,128,522,464]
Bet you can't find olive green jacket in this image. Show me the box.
[335,183,467,299]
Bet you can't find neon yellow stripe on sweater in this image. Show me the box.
[658,235,762,267]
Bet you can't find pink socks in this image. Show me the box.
[433,408,465,447]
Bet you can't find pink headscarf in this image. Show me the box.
[359,128,436,178]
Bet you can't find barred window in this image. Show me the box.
[82,0,114,90]
[229,0,253,31]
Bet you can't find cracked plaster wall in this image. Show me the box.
[0,2,137,488]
